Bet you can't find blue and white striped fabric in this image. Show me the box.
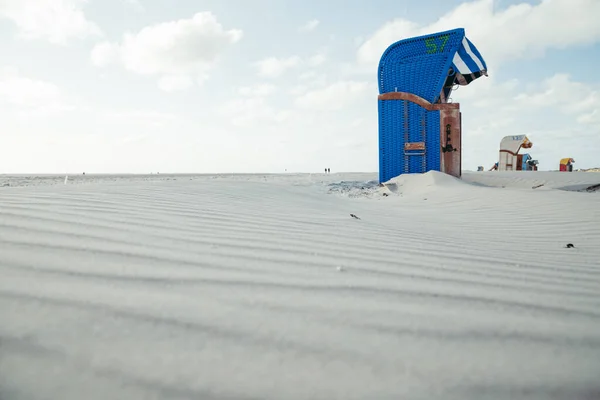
[452,37,487,76]
[439,34,487,102]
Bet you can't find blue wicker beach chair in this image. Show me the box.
[378,28,487,182]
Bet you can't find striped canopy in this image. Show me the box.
[440,35,488,103]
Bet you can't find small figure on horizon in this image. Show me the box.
[327,168,330,174]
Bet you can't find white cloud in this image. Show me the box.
[238,83,277,97]
[295,81,373,111]
[0,0,101,44]
[219,97,290,127]
[101,109,181,129]
[514,74,599,119]
[0,67,75,117]
[157,75,194,92]
[442,72,598,135]
[254,56,302,78]
[307,53,326,67]
[299,71,318,81]
[90,41,118,67]
[123,0,144,12]
[357,0,600,66]
[0,67,60,107]
[289,85,309,96]
[254,49,327,78]
[90,12,242,91]
[288,72,328,95]
[577,110,600,126]
[299,19,319,33]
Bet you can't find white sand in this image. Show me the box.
[1,171,599,400]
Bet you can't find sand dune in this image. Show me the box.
[1,171,599,400]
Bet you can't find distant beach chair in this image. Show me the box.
[559,158,575,172]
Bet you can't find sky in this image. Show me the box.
[0,0,599,174]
